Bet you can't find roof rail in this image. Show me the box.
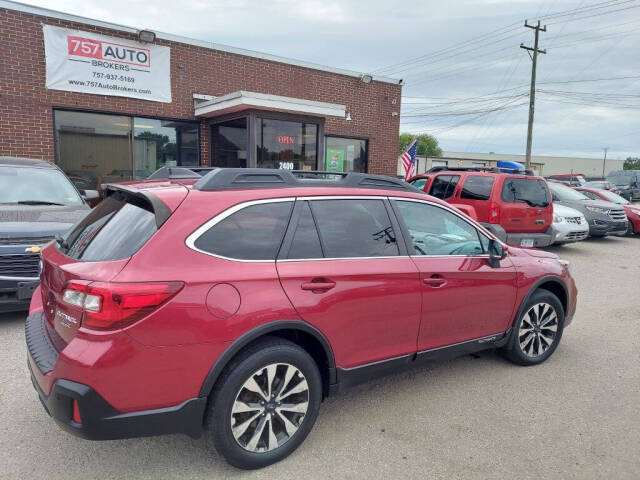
[193,168,420,192]
[426,166,536,175]
[147,166,218,180]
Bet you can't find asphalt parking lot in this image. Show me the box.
[1,235,639,480]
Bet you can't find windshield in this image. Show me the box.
[0,166,82,205]
[549,182,590,201]
[598,190,629,204]
[607,174,634,186]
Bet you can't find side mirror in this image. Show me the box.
[82,189,99,201]
[488,239,508,268]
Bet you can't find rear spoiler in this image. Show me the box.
[103,184,172,229]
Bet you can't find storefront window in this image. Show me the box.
[54,110,200,188]
[325,136,368,173]
[133,118,199,179]
[54,111,132,190]
[211,118,248,168]
[257,118,317,170]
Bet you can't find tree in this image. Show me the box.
[399,133,442,157]
[624,157,640,170]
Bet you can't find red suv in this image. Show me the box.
[26,169,576,469]
[409,168,554,247]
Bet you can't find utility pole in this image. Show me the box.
[521,20,546,169]
[602,147,608,178]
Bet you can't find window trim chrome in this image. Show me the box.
[185,194,499,263]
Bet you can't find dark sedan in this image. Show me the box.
[0,157,93,313]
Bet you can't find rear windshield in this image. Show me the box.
[60,192,157,261]
[501,178,549,207]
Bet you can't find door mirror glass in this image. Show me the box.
[488,239,507,268]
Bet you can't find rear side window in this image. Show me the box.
[501,178,549,207]
[310,199,399,258]
[63,192,157,261]
[193,201,293,260]
[460,176,494,200]
[429,175,460,200]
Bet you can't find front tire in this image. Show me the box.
[501,290,564,366]
[206,337,322,469]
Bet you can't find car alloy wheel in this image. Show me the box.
[231,363,309,453]
[518,302,558,358]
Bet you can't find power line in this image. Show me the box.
[372,0,636,76]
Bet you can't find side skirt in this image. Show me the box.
[331,331,510,394]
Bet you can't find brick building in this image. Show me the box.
[0,1,402,189]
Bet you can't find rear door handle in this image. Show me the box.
[301,279,336,292]
[423,276,446,287]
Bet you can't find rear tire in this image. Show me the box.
[501,290,564,366]
[206,337,322,470]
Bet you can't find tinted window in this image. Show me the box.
[63,193,156,261]
[287,202,323,259]
[310,199,398,258]
[410,178,428,190]
[429,175,459,200]
[0,166,82,205]
[396,201,485,256]
[501,178,550,206]
[460,176,494,200]
[194,202,293,260]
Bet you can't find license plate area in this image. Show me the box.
[520,239,535,247]
[17,281,39,301]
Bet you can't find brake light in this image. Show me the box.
[489,202,500,224]
[62,281,184,330]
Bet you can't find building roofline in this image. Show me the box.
[1,0,402,86]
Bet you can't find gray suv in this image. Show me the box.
[547,181,628,237]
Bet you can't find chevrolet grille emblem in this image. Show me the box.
[25,246,41,253]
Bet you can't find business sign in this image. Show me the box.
[43,25,171,103]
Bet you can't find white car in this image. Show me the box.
[552,203,589,244]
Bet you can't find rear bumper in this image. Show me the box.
[505,230,554,248]
[25,310,207,440]
[29,364,206,440]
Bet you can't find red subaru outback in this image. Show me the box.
[26,169,577,469]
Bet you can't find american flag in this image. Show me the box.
[400,140,418,181]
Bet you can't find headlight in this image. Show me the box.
[585,205,610,214]
[558,259,571,273]
[554,215,564,223]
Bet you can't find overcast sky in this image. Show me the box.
[21,0,640,160]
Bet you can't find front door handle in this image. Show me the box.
[301,279,336,293]
[423,276,446,287]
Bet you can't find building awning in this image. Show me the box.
[194,91,346,118]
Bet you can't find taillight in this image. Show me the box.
[62,281,184,331]
[488,202,500,224]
